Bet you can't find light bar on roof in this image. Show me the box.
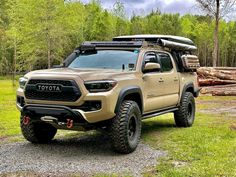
[82,41,143,48]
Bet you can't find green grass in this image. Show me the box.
[196,95,235,101]
[0,80,20,137]
[142,103,236,176]
[0,78,236,176]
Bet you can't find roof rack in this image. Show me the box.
[82,41,143,48]
[113,35,197,51]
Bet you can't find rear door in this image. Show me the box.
[156,52,180,107]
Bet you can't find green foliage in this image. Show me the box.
[0,0,236,76]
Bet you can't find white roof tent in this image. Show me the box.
[113,35,197,52]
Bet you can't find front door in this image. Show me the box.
[143,51,180,112]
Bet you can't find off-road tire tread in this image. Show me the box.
[20,116,57,143]
[174,92,195,127]
[110,101,141,154]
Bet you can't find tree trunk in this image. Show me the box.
[197,67,236,86]
[12,37,17,86]
[204,42,207,66]
[201,84,236,94]
[47,49,51,69]
[199,79,236,86]
[197,67,236,80]
[214,67,236,70]
[212,0,220,67]
[212,91,236,96]
[47,38,51,69]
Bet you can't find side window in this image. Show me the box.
[144,52,158,64]
[158,53,173,72]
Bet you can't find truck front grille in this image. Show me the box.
[25,79,81,102]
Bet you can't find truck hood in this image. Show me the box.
[25,68,137,81]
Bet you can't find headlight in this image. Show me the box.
[19,77,28,89]
[84,80,117,93]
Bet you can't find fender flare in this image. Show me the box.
[179,82,199,105]
[115,86,143,114]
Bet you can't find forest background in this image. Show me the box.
[0,0,235,80]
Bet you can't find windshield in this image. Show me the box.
[68,50,139,71]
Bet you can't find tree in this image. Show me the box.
[196,0,236,67]
[113,0,128,36]
[35,0,66,69]
[6,0,24,85]
[19,0,68,69]
[159,14,182,35]
[0,0,9,75]
[84,1,103,40]
[130,15,147,34]
[63,1,86,49]
[94,10,114,40]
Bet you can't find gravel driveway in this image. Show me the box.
[0,133,165,176]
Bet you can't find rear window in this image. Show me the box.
[158,53,173,72]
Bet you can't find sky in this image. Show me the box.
[80,0,199,17]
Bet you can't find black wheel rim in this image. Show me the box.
[128,115,137,141]
[187,103,193,118]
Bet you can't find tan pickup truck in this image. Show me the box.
[17,35,200,153]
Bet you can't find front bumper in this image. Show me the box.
[21,104,86,124]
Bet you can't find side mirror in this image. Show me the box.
[143,63,161,72]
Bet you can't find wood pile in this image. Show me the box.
[197,67,236,96]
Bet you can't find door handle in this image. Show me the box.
[174,77,179,82]
[158,78,164,83]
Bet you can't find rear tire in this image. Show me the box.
[20,116,57,143]
[174,92,195,127]
[109,101,142,154]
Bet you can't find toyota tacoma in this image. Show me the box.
[17,35,201,153]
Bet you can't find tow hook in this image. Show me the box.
[67,119,74,129]
[23,116,30,125]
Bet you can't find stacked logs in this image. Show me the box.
[197,67,236,96]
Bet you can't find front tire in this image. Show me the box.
[20,116,57,143]
[174,92,195,127]
[109,101,142,154]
